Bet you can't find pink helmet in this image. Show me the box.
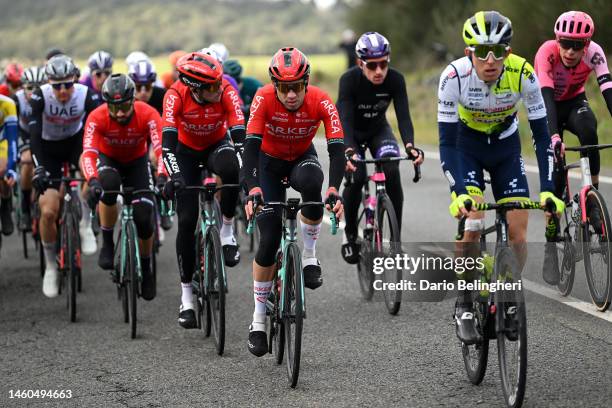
[554,11,594,40]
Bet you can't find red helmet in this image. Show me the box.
[5,63,24,85]
[554,11,594,40]
[176,52,223,88]
[269,47,310,82]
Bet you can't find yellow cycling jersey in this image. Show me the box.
[437,53,547,137]
[0,94,17,161]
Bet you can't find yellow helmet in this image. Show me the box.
[463,11,513,46]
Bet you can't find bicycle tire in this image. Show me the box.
[557,205,576,296]
[22,230,29,259]
[65,213,77,323]
[495,247,527,408]
[207,226,226,355]
[195,229,212,337]
[114,229,129,323]
[271,272,285,364]
[461,292,489,385]
[376,194,402,315]
[582,189,612,311]
[126,224,138,339]
[283,242,303,388]
[357,229,375,300]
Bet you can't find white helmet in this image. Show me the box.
[208,43,229,64]
[125,51,151,67]
[198,47,223,63]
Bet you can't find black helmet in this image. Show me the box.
[102,73,135,104]
[45,55,76,81]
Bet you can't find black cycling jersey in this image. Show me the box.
[337,66,414,149]
[146,86,166,115]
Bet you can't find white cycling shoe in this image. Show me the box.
[80,222,98,255]
[42,268,59,298]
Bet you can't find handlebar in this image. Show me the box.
[346,153,422,183]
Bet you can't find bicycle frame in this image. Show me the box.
[278,199,304,316]
[57,164,84,273]
[118,195,141,285]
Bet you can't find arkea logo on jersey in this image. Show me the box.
[164,94,178,124]
[227,88,244,121]
[320,99,342,134]
[266,123,318,137]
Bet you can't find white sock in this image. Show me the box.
[80,197,91,226]
[220,216,234,239]
[42,241,57,271]
[181,283,194,308]
[252,280,273,331]
[300,219,321,259]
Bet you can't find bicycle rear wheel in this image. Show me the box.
[461,293,489,385]
[195,230,211,336]
[495,248,527,408]
[357,228,375,300]
[283,243,303,388]
[64,213,78,323]
[557,205,576,296]
[206,227,226,355]
[376,195,402,315]
[270,271,285,364]
[582,189,612,311]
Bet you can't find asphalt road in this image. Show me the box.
[1,139,611,407]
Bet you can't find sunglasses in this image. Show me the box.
[93,70,112,78]
[275,80,306,94]
[364,60,389,71]
[558,38,587,51]
[108,101,134,115]
[468,44,509,60]
[51,81,74,90]
[24,85,40,92]
[200,81,222,93]
[136,83,153,92]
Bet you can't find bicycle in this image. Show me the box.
[104,187,157,339]
[36,163,85,322]
[456,199,556,408]
[346,154,421,315]
[235,190,258,253]
[554,144,612,311]
[167,175,240,355]
[247,198,337,388]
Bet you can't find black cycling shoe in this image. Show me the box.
[223,243,240,267]
[503,302,519,341]
[161,214,173,231]
[97,243,114,270]
[454,302,482,345]
[141,266,156,301]
[1,199,14,236]
[303,258,322,289]
[178,305,197,329]
[341,239,360,264]
[248,328,268,357]
[542,243,560,285]
[588,203,603,235]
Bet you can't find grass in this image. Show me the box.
[78,52,611,167]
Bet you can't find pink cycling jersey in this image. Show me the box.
[534,40,612,101]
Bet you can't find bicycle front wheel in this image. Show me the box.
[64,213,78,323]
[461,293,489,385]
[557,203,576,296]
[126,226,139,339]
[582,188,612,311]
[206,227,226,355]
[283,243,303,388]
[376,195,402,315]
[495,248,527,408]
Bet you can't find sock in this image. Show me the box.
[181,282,194,308]
[42,241,57,271]
[300,219,321,259]
[252,280,273,331]
[21,189,31,215]
[80,197,91,227]
[101,226,114,247]
[220,216,234,239]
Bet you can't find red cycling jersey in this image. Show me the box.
[82,101,162,180]
[247,84,343,161]
[161,78,244,151]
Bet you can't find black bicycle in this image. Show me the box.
[456,199,556,408]
[346,154,420,314]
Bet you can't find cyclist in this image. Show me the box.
[242,47,344,356]
[199,47,240,92]
[0,63,24,97]
[0,94,18,236]
[160,52,244,328]
[80,51,113,100]
[223,59,263,118]
[30,54,100,297]
[437,11,564,344]
[209,43,229,64]
[161,50,187,89]
[338,31,424,264]
[534,11,612,198]
[128,59,166,115]
[82,74,162,300]
[12,66,48,230]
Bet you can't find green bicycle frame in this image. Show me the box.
[119,204,141,283]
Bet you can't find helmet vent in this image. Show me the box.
[569,21,575,33]
[585,24,591,33]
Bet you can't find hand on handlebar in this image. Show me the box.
[325,187,344,220]
[245,187,263,221]
[405,143,424,166]
[344,148,358,173]
[539,191,564,217]
[551,134,565,162]
[162,175,186,200]
[449,193,475,219]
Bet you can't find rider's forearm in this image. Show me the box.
[242,134,262,191]
[327,141,345,190]
[161,128,181,177]
[438,122,467,195]
[541,87,559,136]
[5,121,18,172]
[602,88,612,118]
[529,117,554,193]
[229,125,246,146]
